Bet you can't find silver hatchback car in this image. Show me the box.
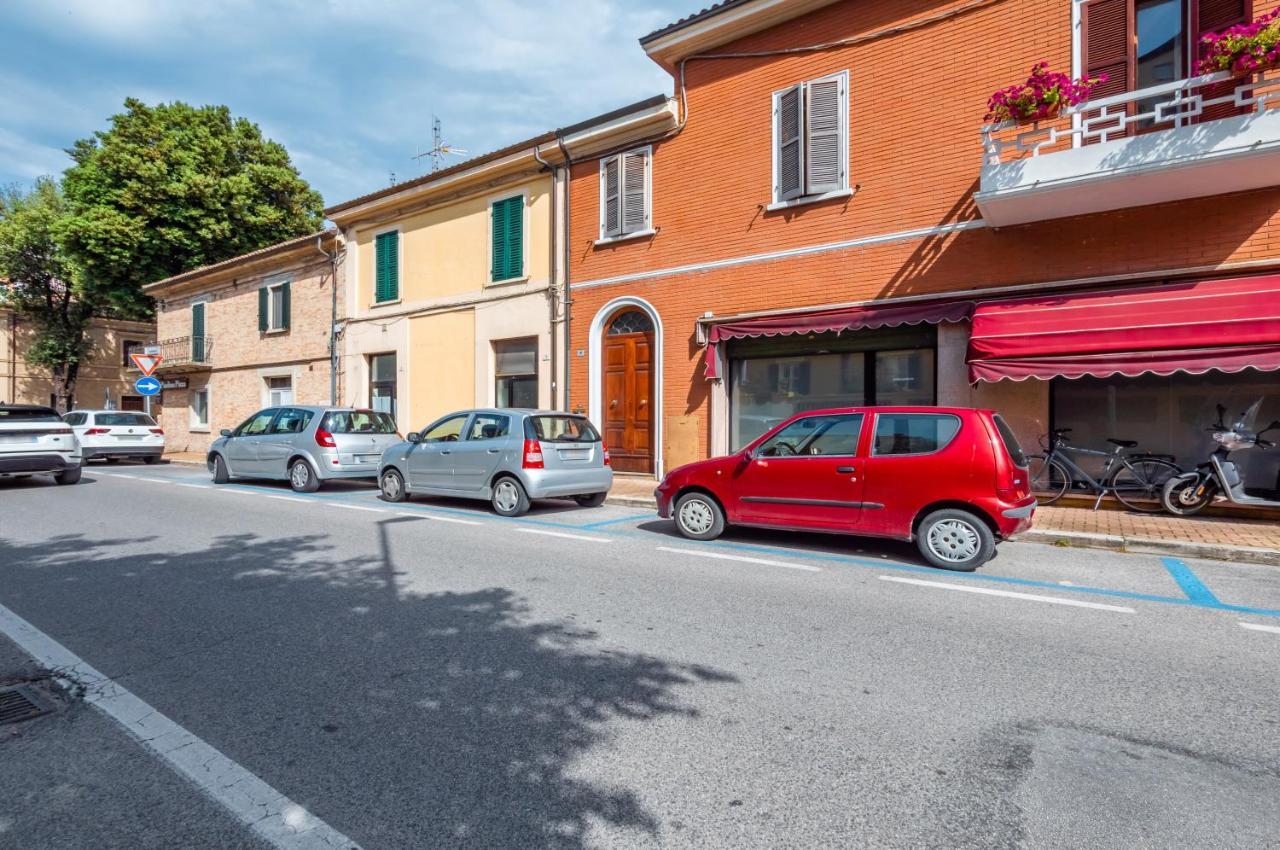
[208,406,401,492]
[377,409,613,516]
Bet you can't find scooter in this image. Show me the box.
[1162,400,1280,516]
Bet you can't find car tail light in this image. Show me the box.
[315,429,337,448]
[522,438,544,469]
[602,443,611,466]
[149,428,164,435]
[84,428,109,436]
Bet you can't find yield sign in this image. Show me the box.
[130,352,164,376]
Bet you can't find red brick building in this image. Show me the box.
[564,0,1280,493]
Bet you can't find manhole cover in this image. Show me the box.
[0,685,51,726]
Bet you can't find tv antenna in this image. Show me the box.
[414,116,468,173]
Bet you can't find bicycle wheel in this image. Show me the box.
[1110,458,1181,513]
[1027,455,1069,504]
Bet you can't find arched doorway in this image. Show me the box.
[602,308,655,474]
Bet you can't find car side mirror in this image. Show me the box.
[406,431,421,444]
[220,429,232,437]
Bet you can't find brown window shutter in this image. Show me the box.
[1081,0,1134,140]
[1195,0,1254,122]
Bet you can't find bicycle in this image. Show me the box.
[1027,428,1182,513]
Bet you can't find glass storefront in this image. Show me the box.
[369,353,397,420]
[728,326,936,449]
[495,337,539,409]
[1052,371,1280,495]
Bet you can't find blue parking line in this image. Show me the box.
[578,513,656,529]
[1161,557,1222,606]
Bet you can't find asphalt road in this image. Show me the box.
[1,462,1278,849]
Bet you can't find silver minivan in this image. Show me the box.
[208,406,401,492]
[377,409,613,516]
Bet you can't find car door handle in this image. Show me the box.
[836,466,855,474]
[440,449,451,455]
[486,448,501,454]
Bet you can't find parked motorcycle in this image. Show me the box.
[1161,400,1280,516]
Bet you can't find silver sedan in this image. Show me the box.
[377,409,613,516]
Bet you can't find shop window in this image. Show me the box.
[495,338,538,408]
[369,353,397,420]
[1052,373,1280,495]
[874,349,935,406]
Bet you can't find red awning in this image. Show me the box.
[702,299,973,379]
[967,275,1280,382]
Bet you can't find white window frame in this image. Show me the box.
[262,277,289,333]
[597,146,654,244]
[769,69,851,210]
[190,387,210,432]
[371,226,403,306]
[487,188,530,286]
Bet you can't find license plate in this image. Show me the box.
[356,454,379,464]
[558,449,589,461]
[115,435,143,440]
[0,434,37,444]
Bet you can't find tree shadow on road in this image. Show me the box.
[0,529,737,848]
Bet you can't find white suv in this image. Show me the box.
[64,409,165,464]
[0,405,83,484]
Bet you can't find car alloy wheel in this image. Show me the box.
[493,479,521,514]
[926,519,981,564]
[290,462,310,490]
[381,471,403,501]
[678,497,716,536]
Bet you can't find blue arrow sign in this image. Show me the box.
[134,376,162,396]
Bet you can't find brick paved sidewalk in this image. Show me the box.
[605,475,1280,565]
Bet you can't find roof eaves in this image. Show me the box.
[143,229,335,294]
[639,0,756,44]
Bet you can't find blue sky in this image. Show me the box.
[0,1,692,207]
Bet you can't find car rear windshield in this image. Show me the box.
[992,414,1027,468]
[525,415,601,443]
[95,413,157,427]
[0,407,61,422]
[322,410,398,434]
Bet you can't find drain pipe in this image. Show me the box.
[316,234,339,405]
[533,143,560,410]
[555,132,574,413]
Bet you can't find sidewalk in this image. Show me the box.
[604,476,1280,567]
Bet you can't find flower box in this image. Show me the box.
[1198,7,1280,77]
[985,62,1106,125]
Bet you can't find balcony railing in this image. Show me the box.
[976,68,1280,226]
[125,336,214,371]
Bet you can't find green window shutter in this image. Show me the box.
[258,287,268,331]
[375,232,399,302]
[281,281,291,330]
[491,196,523,282]
[192,302,206,362]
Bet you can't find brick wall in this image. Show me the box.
[566,0,1280,463]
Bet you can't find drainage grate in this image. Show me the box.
[0,685,51,726]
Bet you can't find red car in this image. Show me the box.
[655,407,1035,571]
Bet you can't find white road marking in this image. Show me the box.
[395,512,482,526]
[515,528,610,544]
[111,473,139,479]
[879,575,1136,613]
[174,482,211,490]
[137,477,172,484]
[656,546,821,572]
[0,601,358,850]
[1240,622,1280,635]
[326,502,387,513]
[265,494,309,504]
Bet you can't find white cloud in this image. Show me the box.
[0,129,72,180]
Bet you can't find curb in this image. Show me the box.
[606,495,658,509]
[1016,528,1280,567]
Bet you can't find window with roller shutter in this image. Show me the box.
[598,147,652,240]
[771,70,848,206]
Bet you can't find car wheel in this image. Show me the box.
[380,468,407,503]
[143,455,160,465]
[209,454,230,484]
[573,492,607,508]
[289,459,321,493]
[916,509,995,572]
[491,476,530,517]
[55,465,83,486]
[674,492,725,541]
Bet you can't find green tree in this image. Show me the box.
[62,98,324,317]
[0,178,96,411]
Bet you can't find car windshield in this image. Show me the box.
[323,410,398,434]
[95,413,157,427]
[0,407,61,422]
[527,415,601,443]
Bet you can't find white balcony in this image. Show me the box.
[976,69,1280,227]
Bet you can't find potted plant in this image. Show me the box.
[1198,7,1280,76]
[985,62,1107,125]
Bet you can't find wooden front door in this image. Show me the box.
[603,310,654,474]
